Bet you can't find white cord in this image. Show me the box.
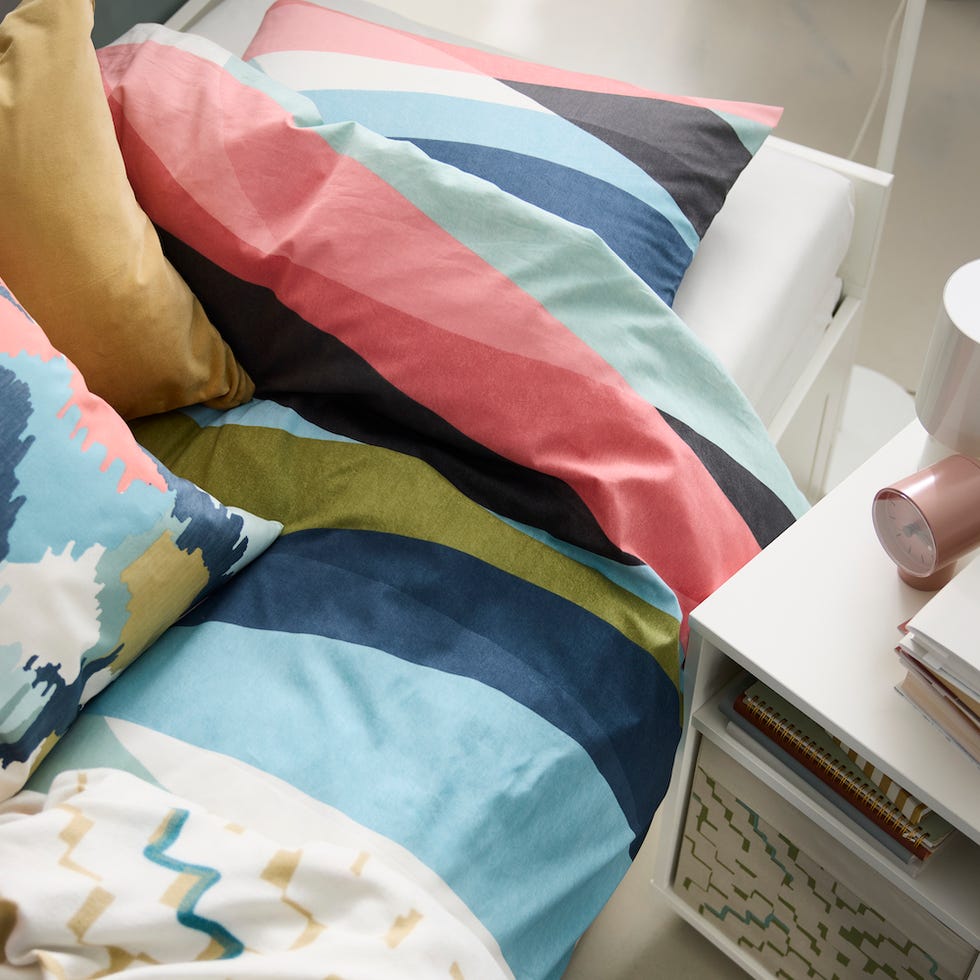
[848,0,909,161]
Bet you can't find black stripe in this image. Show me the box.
[500,81,753,237]
[157,228,641,564]
[661,411,796,548]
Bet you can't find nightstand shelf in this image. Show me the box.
[693,681,980,947]
[652,420,980,980]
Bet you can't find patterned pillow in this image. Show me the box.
[0,278,282,801]
[0,0,255,419]
[243,0,781,306]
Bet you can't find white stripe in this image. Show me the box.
[252,50,550,113]
[103,717,516,978]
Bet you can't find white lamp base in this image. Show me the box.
[915,258,980,458]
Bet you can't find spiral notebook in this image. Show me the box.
[719,675,956,864]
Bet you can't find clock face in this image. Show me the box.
[872,489,938,576]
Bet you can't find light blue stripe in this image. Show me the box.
[180,400,358,444]
[300,88,698,252]
[90,621,632,980]
[492,512,682,623]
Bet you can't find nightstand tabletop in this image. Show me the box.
[690,419,980,845]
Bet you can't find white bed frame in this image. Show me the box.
[763,140,892,501]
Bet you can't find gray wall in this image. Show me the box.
[90,0,187,46]
[0,0,186,46]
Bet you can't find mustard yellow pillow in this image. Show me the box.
[0,0,253,418]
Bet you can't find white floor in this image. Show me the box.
[825,365,916,491]
[562,811,750,979]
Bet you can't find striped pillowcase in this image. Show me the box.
[243,0,781,306]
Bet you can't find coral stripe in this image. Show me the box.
[0,285,167,493]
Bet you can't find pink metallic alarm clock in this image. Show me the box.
[872,454,980,590]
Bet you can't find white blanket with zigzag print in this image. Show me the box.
[0,769,510,979]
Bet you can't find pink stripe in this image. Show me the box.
[100,42,627,391]
[99,39,761,623]
[245,0,783,127]
[0,284,167,493]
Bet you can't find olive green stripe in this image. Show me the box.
[134,412,679,681]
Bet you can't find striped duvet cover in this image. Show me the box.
[9,23,806,980]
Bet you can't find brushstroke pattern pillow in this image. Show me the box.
[97,25,805,643]
[0,0,254,419]
[243,0,781,305]
[0,278,282,801]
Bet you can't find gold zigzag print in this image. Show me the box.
[50,776,159,976]
[385,909,423,949]
[64,885,159,977]
[56,775,100,883]
[260,848,327,950]
[57,810,100,880]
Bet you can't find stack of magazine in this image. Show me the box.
[897,554,980,768]
[719,674,957,875]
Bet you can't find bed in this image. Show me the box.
[0,1,892,977]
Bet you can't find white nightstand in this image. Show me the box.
[651,419,980,980]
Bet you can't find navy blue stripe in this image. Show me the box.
[186,528,680,852]
[405,138,691,304]
[501,81,753,238]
